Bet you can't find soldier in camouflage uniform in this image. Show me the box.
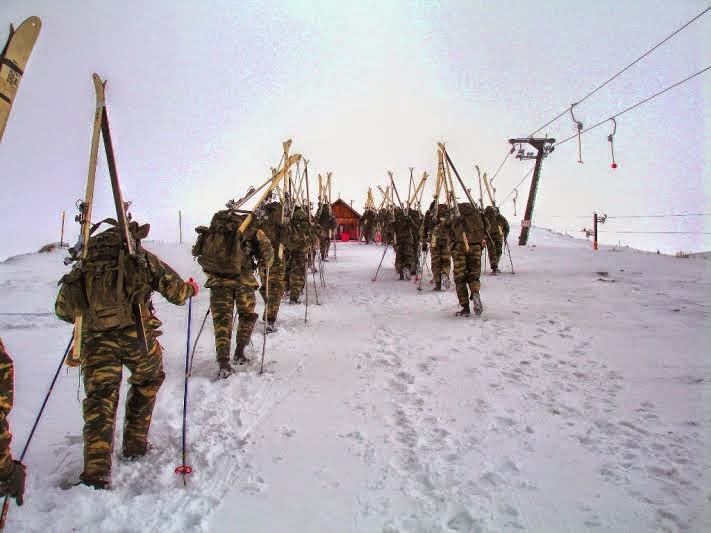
[421,202,452,291]
[285,207,312,304]
[256,201,287,332]
[316,203,336,261]
[450,203,489,316]
[376,208,394,245]
[496,209,510,265]
[0,338,26,505]
[205,217,274,373]
[408,207,423,276]
[483,205,504,274]
[392,207,415,280]
[55,222,197,489]
[360,209,376,244]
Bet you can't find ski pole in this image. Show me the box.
[259,267,270,375]
[188,308,211,376]
[175,286,193,486]
[304,255,309,322]
[371,244,389,282]
[0,333,74,529]
[309,249,320,305]
[505,237,515,274]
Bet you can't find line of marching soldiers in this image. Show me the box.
[360,202,509,316]
[198,195,337,379]
[0,195,338,501]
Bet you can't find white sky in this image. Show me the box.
[0,0,709,258]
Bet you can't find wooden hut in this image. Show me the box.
[331,198,361,241]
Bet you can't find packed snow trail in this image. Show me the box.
[0,228,709,532]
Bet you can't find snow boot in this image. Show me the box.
[121,442,151,462]
[233,345,250,366]
[442,274,451,289]
[218,358,235,379]
[399,272,405,280]
[78,476,111,490]
[471,292,483,316]
[266,320,276,334]
[456,304,471,317]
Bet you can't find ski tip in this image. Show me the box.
[25,16,42,30]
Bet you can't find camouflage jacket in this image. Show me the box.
[0,338,14,479]
[204,228,274,289]
[55,249,196,333]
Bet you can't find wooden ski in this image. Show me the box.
[0,16,41,142]
[68,74,105,365]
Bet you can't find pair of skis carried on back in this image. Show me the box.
[66,73,148,364]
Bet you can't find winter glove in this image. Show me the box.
[0,460,27,506]
[187,278,199,297]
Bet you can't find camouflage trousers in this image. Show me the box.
[319,236,331,260]
[258,259,286,322]
[80,328,165,482]
[430,240,452,286]
[210,284,257,360]
[486,234,503,270]
[394,239,414,275]
[452,242,482,306]
[287,251,307,301]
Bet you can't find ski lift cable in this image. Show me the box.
[527,6,710,137]
[555,65,710,147]
[500,166,535,205]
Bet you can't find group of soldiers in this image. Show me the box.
[0,197,338,500]
[361,200,510,316]
[201,197,337,379]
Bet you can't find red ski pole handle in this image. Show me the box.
[175,465,193,475]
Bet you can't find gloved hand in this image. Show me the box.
[187,278,199,297]
[0,460,26,506]
[421,243,428,252]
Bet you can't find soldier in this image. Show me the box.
[375,207,394,246]
[256,201,287,332]
[55,221,197,489]
[360,209,376,244]
[316,203,336,260]
[0,338,26,506]
[285,206,312,304]
[408,207,423,276]
[196,208,275,375]
[421,202,452,291]
[483,205,504,274]
[496,209,511,263]
[450,203,489,316]
[392,207,415,280]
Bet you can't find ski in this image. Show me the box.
[96,73,149,354]
[0,16,41,142]
[66,73,105,365]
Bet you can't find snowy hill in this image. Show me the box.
[1,227,709,532]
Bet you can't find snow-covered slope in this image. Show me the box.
[1,227,709,532]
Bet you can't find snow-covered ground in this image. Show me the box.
[1,226,709,532]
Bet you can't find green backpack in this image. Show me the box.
[59,221,152,331]
[192,210,244,276]
[455,202,486,243]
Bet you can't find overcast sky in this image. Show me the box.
[0,0,708,258]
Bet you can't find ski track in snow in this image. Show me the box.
[1,228,709,532]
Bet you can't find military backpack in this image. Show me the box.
[192,209,244,276]
[59,221,152,331]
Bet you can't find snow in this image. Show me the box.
[1,226,709,532]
